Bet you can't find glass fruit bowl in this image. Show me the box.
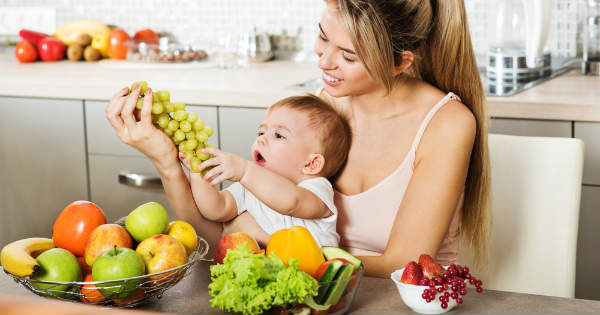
[3,236,209,307]
[125,39,208,63]
[268,265,364,315]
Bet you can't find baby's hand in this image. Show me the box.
[198,148,249,186]
[178,152,191,170]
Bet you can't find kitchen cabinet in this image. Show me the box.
[489,118,572,137]
[574,122,600,186]
[0,97,87,246]
[576,186,600,300]
[85,101,219,218]
[218,107,267,188]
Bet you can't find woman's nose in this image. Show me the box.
[317,46,336,70]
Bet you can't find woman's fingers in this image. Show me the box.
[105,88,129,133]
[140,88,153,126]
[110,86,129,102]
[121,86,141,128]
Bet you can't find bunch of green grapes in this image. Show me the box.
[131,81,215,173]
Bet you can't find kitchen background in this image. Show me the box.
[0,0,586,62]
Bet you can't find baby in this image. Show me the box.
[180,94,351,247]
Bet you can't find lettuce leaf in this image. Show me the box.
[208,244,318,315]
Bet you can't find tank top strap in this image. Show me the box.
[409,92,461,152]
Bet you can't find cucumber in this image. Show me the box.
[321,247,362,270]
[322,264,354,306]
[315,259,344,304]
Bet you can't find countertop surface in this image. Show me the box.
[1,53,599,121]
[3,260,600,314]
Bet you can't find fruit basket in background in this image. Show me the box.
[3,236,210,307]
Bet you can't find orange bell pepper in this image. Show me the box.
[266,226,325,278]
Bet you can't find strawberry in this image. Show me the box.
[418,254,444,279]
[400,261,424,284]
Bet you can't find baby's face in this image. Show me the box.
[251,107,321,181]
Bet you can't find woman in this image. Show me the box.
[106,0,490,278]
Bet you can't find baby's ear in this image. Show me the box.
[303,154,325,175]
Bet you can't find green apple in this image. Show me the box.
[125,202,170,242]
[92,247,145,299]
[31,248,82,299]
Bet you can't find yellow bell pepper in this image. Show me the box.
[266,226,325,278]
[91,33,109,58]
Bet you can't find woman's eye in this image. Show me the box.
[318,33,327,42]
[343,54,355,63]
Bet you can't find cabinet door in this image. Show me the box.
[490,118,572,137]
[85,101,219,156]
[218,107,266,188]
[574,122,600,185]
[0,97,88,245]
[575,185,600,300]
[88,155,174,223]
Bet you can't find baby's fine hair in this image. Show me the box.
[269,94,351,179]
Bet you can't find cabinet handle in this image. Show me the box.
[118,172,163,189]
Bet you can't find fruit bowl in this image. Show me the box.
[391,267,457,314]
[3,236,209,307]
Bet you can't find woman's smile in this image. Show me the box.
[323,72,344,86]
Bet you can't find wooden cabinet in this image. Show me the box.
[85,101,219,218]
[490,118,572,137]
[574,122,600,185]
[576,186,600,300]
[0,97,88,246]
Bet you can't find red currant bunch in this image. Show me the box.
[417,264,483,309]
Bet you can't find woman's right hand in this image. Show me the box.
[105,85,178,167]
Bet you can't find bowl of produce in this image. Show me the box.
[125,39,208,63]
[0,200,210,307]
[390,255,484,314]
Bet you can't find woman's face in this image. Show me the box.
[314,1,382,97]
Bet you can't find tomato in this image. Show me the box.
[107,28,131,60]
[14,41,38,63]
[133,29,159,45]
[52,200,106,257]
[37,37,65,61]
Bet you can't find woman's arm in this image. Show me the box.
[105,86,223,251]
[362,101,476,278]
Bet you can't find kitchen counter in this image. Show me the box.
[2,261,600,314]
[1,53,599,121]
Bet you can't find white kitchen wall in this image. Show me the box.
[0,0,586,59]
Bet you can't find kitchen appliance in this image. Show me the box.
[583,0,600,75]
[486,0,553,87]
[238,27,274,63]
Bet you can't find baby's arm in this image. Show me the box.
[179,153,238,222]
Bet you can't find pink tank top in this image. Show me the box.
[335,92,463,266]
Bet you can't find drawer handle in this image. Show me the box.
[118,172,163,189]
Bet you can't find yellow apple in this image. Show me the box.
[135,234,187,280]
[167,220,198,255]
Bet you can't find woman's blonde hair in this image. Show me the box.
[336,0,491,266]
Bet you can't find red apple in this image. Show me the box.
[84,224,133,267]
[135,234,187,280]
[214,232,260,264]
[37,37,65,61]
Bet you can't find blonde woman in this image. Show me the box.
[106,0,491,278]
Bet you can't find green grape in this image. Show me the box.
[178,141,187,152]
[196,151,211,160]
[187,112,198,123]
[180,120,192,132]
[204,126,214,137]
[152,92,160,102]
[172,136,182,145]
[136,98,144,110]
[164,128,174,137]
[193,120,204,131]
[196,131,209,143]
[157,114,170,129]
[190,157,201,173]
[151,114,159,124]
[167,120,179,132]
[152,102,164,115]
[173,110,188,122]
[165,102,175,113]
[184,151,195,161]
[185,131,196,140]
[174,129,186,142]
[131,81,148,95]
[196,142,205,150]
[185,139,198,151]
[157,90,170,102]
[173,102,186,111]
[205,143,217,149]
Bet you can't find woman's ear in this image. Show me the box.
[303,154,325,175]
[393,51,415,75]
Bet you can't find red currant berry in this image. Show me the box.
[451,292,458,299]
[465,274,472,280]
[441,302,448,309]
[442,284,449,290]
[476,280,483,287]
[451,286,458,291]
[437,287,444,293]
[460,288,467,295]
[434,276,443,285]
[439,296,445,302]
[457,297,463,304]
[463,266,469,274]
[422,293,428,299]
[476,287,483,293]
[469,278,475,284]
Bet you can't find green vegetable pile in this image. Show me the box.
[208,244,319,315]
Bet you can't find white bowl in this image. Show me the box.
[390,267,457,314]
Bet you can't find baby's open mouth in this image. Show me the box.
[253,150,266,166]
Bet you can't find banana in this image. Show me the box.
[1,238,55,277]
[53,19,110,46]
